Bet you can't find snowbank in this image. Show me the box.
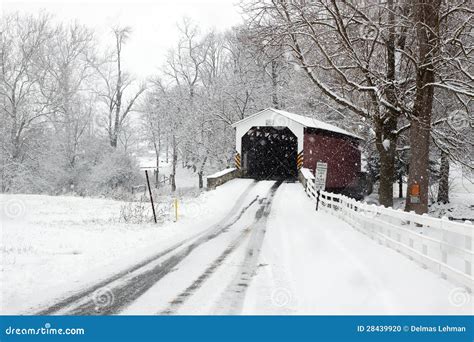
[300,167,314,180]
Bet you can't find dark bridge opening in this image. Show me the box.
[242,127,298,180]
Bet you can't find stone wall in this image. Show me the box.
[206,169,241,190]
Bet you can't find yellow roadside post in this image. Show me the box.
[174,198,178,221]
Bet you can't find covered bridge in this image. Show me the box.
[231,108,365,198]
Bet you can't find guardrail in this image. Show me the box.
[301,169,474,292]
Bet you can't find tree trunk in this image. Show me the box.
[378,147,395,207]
[398,173,403,198]
[110,132,118,148]
[165,134,169,163]
[376,0,398,208]
[271,60,279,109]
[405,118,431,213]
[198,156,208,189]
[153,137,160,188]
[405,0,440,214]
[437,151,449,204]
[171,134,177,192]
[155,155,160,188]
[198,172,204,189]
[375,117,397,207]
[111,31,123,149]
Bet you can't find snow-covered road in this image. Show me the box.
[241,183,473,315]
[33,180,280,315]
[4,180,472,315]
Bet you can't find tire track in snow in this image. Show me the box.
[161,181,282,315]
[159,226,253,315]
[212,181,281,314]
[65,196,261,315]
[35,181,258,315]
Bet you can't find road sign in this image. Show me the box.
[409,182,420,204]
[314,162,328,191]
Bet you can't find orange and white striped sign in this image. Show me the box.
[297,151,304,169]
[235,153,241,169]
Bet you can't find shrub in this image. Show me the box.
[85,149,141,198]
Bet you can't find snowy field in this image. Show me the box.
[0,179,254,314]
[1,179,472,315]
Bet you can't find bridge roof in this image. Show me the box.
[231,108,362,140]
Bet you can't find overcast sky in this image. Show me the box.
[2,0,243,78]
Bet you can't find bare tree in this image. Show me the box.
[0,14,54,190]
[243,0,472,211]
[141,91,165,187]
[44,22,95,174]
[405,0,473,213]
[243,0,416,206]
[147,79,186,192]
[164,19,212,188]
[94,26,146,148]
[430,91,473,204]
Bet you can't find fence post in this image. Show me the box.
[316,190,320,211]
[145,170,157,224]
[465,221,472,276]
[407,212,414,260]
[440,216,450,279]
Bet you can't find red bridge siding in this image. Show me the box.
[303,130,361,189]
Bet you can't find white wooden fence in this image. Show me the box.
[301,168,317,199]
[301,169,474,292]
